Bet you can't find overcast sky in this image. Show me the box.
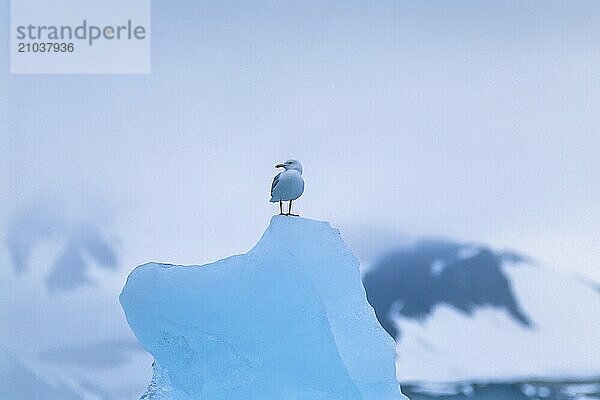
[2,0,599,282]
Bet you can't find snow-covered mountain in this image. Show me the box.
[0,258,152,400]
[0,201,152,400]
[363,240,600,383]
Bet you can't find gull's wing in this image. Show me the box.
[271,172,282,196]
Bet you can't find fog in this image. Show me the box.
[4,1,599,280]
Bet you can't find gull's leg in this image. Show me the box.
[288,200,298,216]
[279,200,283,215]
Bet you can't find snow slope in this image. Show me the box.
[121,216,406,400]
[363,240,600,383]
[0,217,152,400]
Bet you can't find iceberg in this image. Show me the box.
[120,216,406,400]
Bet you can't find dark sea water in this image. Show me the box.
[403,380,600,400]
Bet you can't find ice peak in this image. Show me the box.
[120,218,407,400]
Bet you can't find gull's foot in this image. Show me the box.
[285,213,299,217]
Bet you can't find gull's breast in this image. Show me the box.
[272,170,305,201]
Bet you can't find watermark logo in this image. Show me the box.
[11,0,151,74]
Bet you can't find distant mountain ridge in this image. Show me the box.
[363,240,532,338]
[363,239,600,383]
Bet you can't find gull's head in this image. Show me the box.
[275,159,303,174]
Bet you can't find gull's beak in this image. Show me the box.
[275,163,285,168]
